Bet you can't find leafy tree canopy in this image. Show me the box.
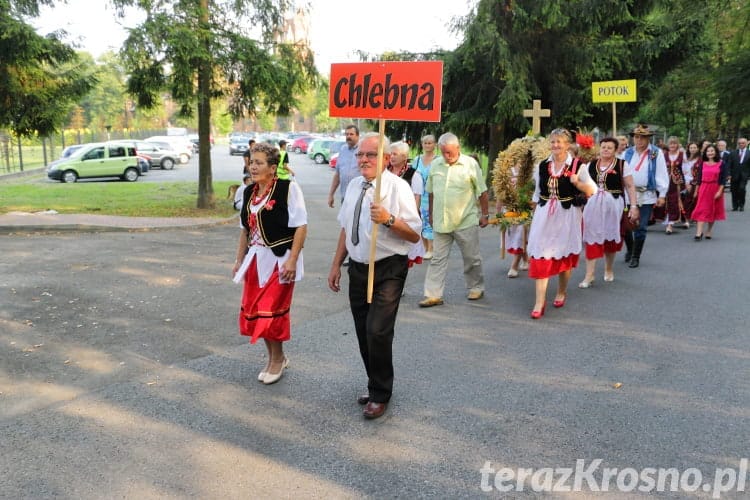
[0,0,94,136]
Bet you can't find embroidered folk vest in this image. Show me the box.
[587,158,625,198]
[241,179,296,257]
[537,159,584,209]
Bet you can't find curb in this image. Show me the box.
[0,214,239,235]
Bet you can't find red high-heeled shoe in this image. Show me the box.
[530,302,546,319]
[553,296,566,308]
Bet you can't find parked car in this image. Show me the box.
[60,144,85,159]
[229,135,254,156]
[47,142,142,183]
[329,152,339,169]
[291,135,315,154]
[187,133,213,152]
[137,155,150,174]
[126,140,180,170]
[144,135,193,163]
[308,139,346,164]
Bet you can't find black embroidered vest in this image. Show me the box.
[587,158,625,198]
[241,179,296,257]
[537,159,584,209]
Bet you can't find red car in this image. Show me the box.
[329,152,339,168]
[291,135,315,154]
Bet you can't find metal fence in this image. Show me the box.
[0,129,168,176]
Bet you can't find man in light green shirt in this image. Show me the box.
[420,133,489,307]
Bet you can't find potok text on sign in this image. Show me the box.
[591,79,637,103]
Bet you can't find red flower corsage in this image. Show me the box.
[264,200,276,210]
[563,170,572,177]
[576,134,595,149]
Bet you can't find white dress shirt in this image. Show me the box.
[337,170,422,264]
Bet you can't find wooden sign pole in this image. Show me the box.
[612,102,617,136]
[367,119,387,303]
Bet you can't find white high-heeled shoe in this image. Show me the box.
[578,278,595,289]
[258,359,270,381]
[263,357,289,385]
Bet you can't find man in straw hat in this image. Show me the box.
[622,124,668,268]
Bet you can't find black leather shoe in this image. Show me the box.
[740,207,745,212]
[357,394,369,405]
[363,401,387,419]
[628,257,639,268]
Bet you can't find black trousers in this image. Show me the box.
[731,175,747,209]
[347,254,408,404]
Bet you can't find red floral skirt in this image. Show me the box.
[585,240,623,260]
[239,257,294,344]
[529,254,579,279]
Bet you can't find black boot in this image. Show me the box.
[629,239,644,268]
[623,231,633,262]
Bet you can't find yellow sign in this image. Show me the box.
[591,79,637,103]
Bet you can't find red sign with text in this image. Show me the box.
[329,61,443,122]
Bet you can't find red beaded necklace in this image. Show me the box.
[251,179,275,205]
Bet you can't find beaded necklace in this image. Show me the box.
[247,179,276,243]
[251,179,275,205]
[596,158,616,187]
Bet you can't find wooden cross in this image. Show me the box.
[523,99,551,135]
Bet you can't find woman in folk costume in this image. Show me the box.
[527,128,596,319]
[491,137,541,279]
[232,143,308,385]
[495,176,529,278]
[660,136,686,234]
[389,140,424,266]
[578,137,637,288]
[681,142,702,225]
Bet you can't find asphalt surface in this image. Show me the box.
[1,152,749,498]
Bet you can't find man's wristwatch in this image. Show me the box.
[383,214,396,227]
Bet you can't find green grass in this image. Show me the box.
[0,178,239,218]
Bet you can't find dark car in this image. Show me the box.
[188,133,213,153]
[60,144,85,159]
[229,135,253,156]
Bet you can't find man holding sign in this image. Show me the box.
[327,132,421,420]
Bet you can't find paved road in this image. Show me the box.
[1,154,749,498]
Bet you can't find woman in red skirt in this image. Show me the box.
[526,128,596,319]
[232,143,307,385]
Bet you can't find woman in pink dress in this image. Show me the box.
[691,144,728,240]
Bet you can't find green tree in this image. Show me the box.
[443,0,712,173]
[0,0,93,137]
[113,0,317,208]
[714,0,750,138]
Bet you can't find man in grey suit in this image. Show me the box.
[730,137,750,211]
